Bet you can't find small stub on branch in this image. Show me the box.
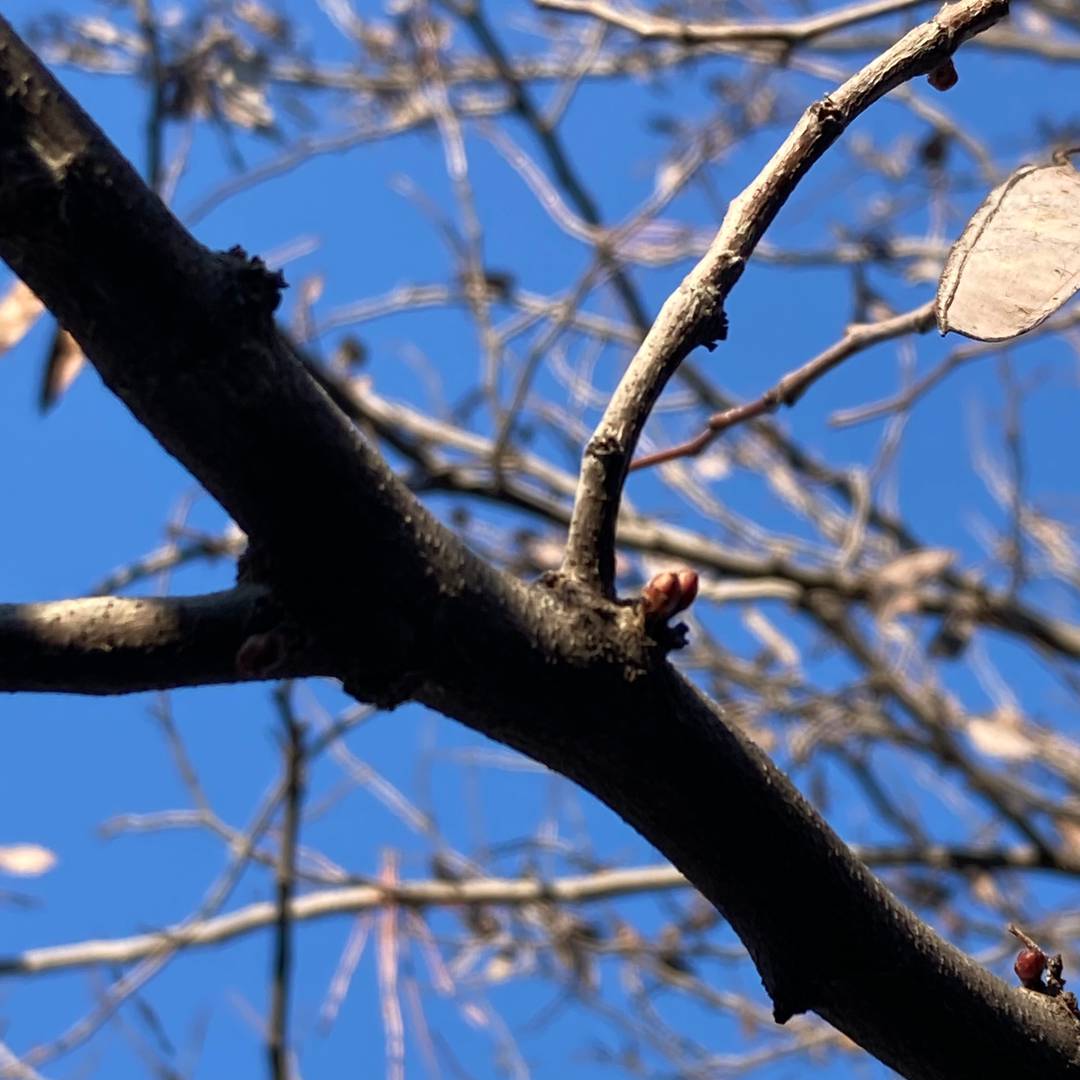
[937,153,1080,341]
[236,630,286,678]
[927,58,958,92]
[1008,924,1080,1020]
[641,569,699,622]
[640,571,699,651]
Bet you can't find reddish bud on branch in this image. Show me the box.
[1014,948,1048,989]
[641,569,699,621]
[235,631,286,678]
[927,59,959,91]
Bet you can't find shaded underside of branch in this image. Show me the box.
[0,588,332,693]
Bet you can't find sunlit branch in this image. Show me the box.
[561,0,1009,594]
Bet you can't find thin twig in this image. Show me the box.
[269,684,305,1080]
[632,301,936,470]
[561,0,1009,593]
[536,0,930,45]
[7,846,1080,979]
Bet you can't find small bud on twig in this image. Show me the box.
[641,569,699,621]
[1009,924,1048,989]
[927,59,959,91]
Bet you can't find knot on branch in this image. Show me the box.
[218,245,287,326]
[640,569,698,651]
[698,308,729,352]
[584,431,622,463]
[809,95,845,136]
[681,275,733,351]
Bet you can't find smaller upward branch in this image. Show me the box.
[560,0,1009,594]
[631,301,936,470]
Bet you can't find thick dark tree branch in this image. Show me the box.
[0,589,332,693]
[3,12,1080,1079]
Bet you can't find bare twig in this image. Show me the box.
[536,0,930,45]
[561,0,1009,593]
[7,845,1080,979]
[632,301,936,470]
[269,685,305,1080]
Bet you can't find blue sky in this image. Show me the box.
[2,0,1080,1076]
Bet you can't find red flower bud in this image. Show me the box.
[674,570,699,613]
[642,572,681,619]
[1014,947,1047,988]
[642,569,700,621]
[928,59,958,92]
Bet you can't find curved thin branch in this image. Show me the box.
[561,0,1009,594]
[631,302,936,470]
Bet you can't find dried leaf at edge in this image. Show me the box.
[937,159,1080,342]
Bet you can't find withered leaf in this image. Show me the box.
[0,843,57,877]
[967,709,1034,762]
[0,279,44,354]
[40,326,86,411]
[937,156,1080,341]
[873,548,955,591]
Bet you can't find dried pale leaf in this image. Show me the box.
[937,159,1080,341]
[73,16,133,49]
[1056,817,1080,858]
[298,274,324,307]
[873,590,920,625]
[744,723,776,752]
[523,536,563,571]
[692,450,729,480]
[219,55,274,131]
[460,1002,488,1028]
[905,254,944,285]
[41,328,86,410]
[483,952,516,984]
[234,0,289,40]
[967,714,1034,761]
[874,548,954,590]
[971,871,1002,909]
[0,843,57,877]
[654,158,683,199]
[0,279,44,353]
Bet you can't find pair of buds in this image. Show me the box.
[641,569,699,621]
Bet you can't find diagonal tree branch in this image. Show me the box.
[5,10,1080,1078]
